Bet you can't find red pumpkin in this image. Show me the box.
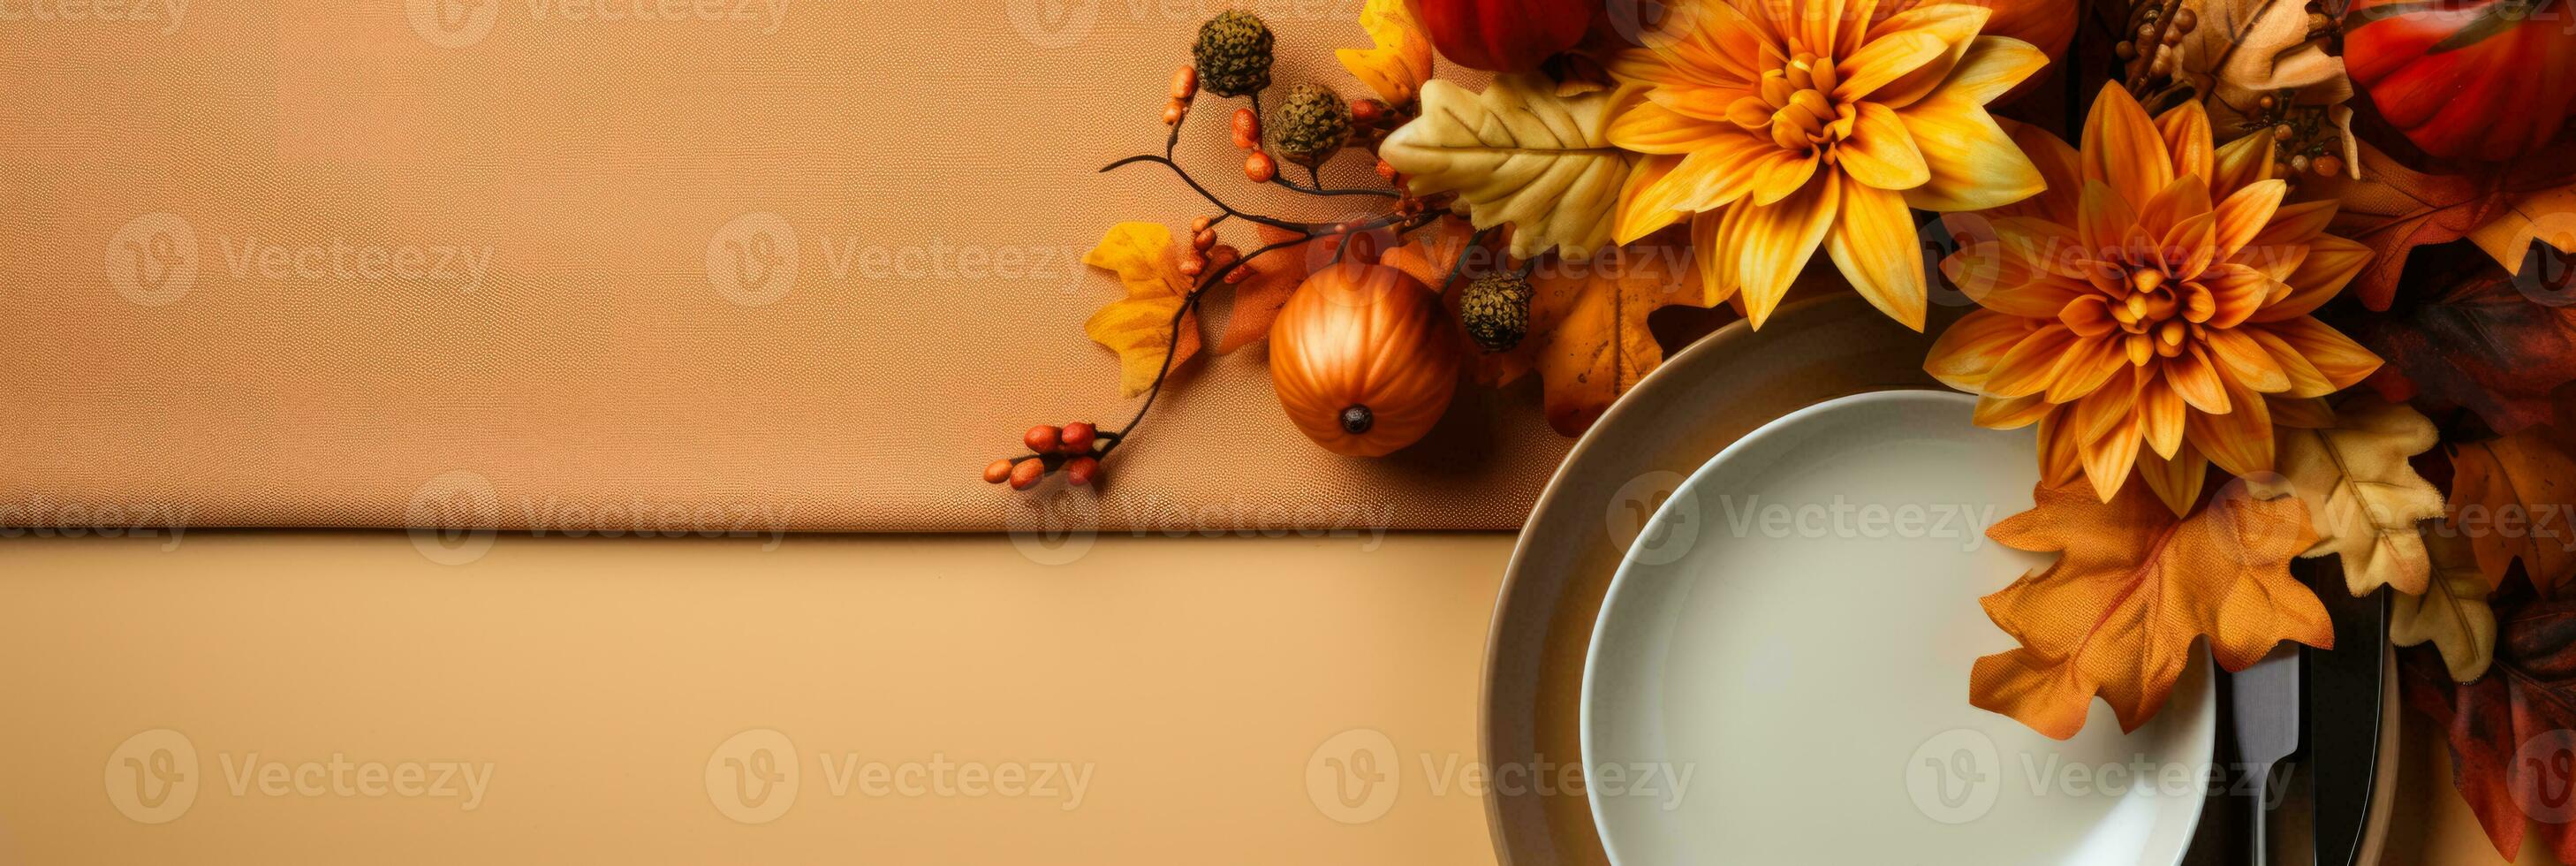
[1268,262,1460,457]
[1407,0,1598,72]
[2346,0,2576,161]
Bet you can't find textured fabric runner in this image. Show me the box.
[0,2,1575,532]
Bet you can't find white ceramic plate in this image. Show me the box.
[1580,390,2216,866]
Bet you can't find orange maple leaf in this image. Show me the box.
[1974,480,2332,740]
[2448,429,2576,595]
[1474,242,1708,436]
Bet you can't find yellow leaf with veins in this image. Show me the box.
[1335,0,1432,105]
[1380,76,1633,261]
[2246,396,2445,596]
[1082,222,1201,398]
[2393,523,2498,682]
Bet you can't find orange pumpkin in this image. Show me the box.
[1269,261,1461,457]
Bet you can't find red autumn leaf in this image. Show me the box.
[2402,581,2576,865]
[2333,264,2576,437]
[2307,141,2517,310]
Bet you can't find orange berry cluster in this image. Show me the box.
[1181,215,1253,284]
[1163,67,1198,125]
[982,422,1107,490]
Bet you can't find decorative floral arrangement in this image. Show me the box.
[993,0,2576,855]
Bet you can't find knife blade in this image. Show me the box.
[2230,642,2300,866]
[2308,559,2390,866]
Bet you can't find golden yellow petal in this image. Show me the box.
[2212,179,2287,262]
[1690,209,1742,306]
[2140,376,2186,458]
[1826,179,1928,329]
[1609,94,1752,156]
[2079,83,2175,215]
[2080,414,2143,503]
[1984,323,2080,399]
[1916,35,2048,108]
[2138,440,2209,516]
[1748,149,1822,207]
[2262,316,2383,391]
[2209,133,2277,201]
[1833,28,1953,103]
[2134,173,2214,242]
[2186,375,2276,476]
[1894,95,2045,212]
[2252,233,2370,323]
[1837,102,1930,191]
[1858,4,1988,108]
[1616,154,1691,244]
[1708,174,1842,328]
[2201,326,2291,395]
[2070,368,2140,442]
[2036,407,2087,488]
[2075,178,2138,254]
[2154,100,2215,184]
[2246,326,2337,398]
[1925,308,2039,390]
[1974,391,2054,429]
[1994,118,2082,224]
[2047,332,2131,403]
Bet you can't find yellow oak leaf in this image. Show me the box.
[1335,0,1432,105]
[2467,183,2576,275]
[1082,222,1202,398]
[1380,75,1633,261]
[1478,243,1707,436]
[2394,521,2499,682]
[2449,429,2576,595]
[1974,480,2330,740]
[2246,397,2446,596]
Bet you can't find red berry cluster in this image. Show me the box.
[981,422,1114,490]
[1181,215,1252,284]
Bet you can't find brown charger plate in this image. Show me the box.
[1476,292,2404,865]
[1480,292,1963,865]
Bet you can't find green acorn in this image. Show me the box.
[1267,83,1352,168]
[1461,272,1534,353]
[1192,11,1274,99]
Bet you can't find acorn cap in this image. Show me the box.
[1461,271,1534,353]
[1267,83,1352,168]
[1192,11,1274,99]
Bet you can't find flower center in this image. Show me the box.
[1729,53,1855,156]
[2064,256,2223,367]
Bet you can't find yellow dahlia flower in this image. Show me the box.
[1605,0,2050,330]
[1925,84,2382,515]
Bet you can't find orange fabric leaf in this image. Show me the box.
[1476,242,1708,435]
[1973,480,2330,740]
[2448,429,2576,595]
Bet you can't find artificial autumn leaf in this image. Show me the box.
[1335,0,1432,105]
[2247,397,2445,596]
[1478,243,1707,436]
[2337,265,2576,437]
[2401,581,2576,864]
[1974,480,2330,740]
[1378,216,1475,293]
[2394,522,2499,682]
[2305,141,2504,310]
[1082,222,1202,398]
[2468,183,2576,277]
[2449,429,2576,596]
[2169,0,2357,169]
[1216,225,1326,354]
[1380,74,1632,261]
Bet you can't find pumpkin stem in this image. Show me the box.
[1339,406,1375,435]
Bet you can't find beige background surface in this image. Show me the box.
[0,1,1570,533]
[0,529,2548,865]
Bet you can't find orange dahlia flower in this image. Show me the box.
[1605,0,2050,330]
[1925,84,2382,515]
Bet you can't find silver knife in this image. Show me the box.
[2308,560,2390,866]
[2230,643,2301,866]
